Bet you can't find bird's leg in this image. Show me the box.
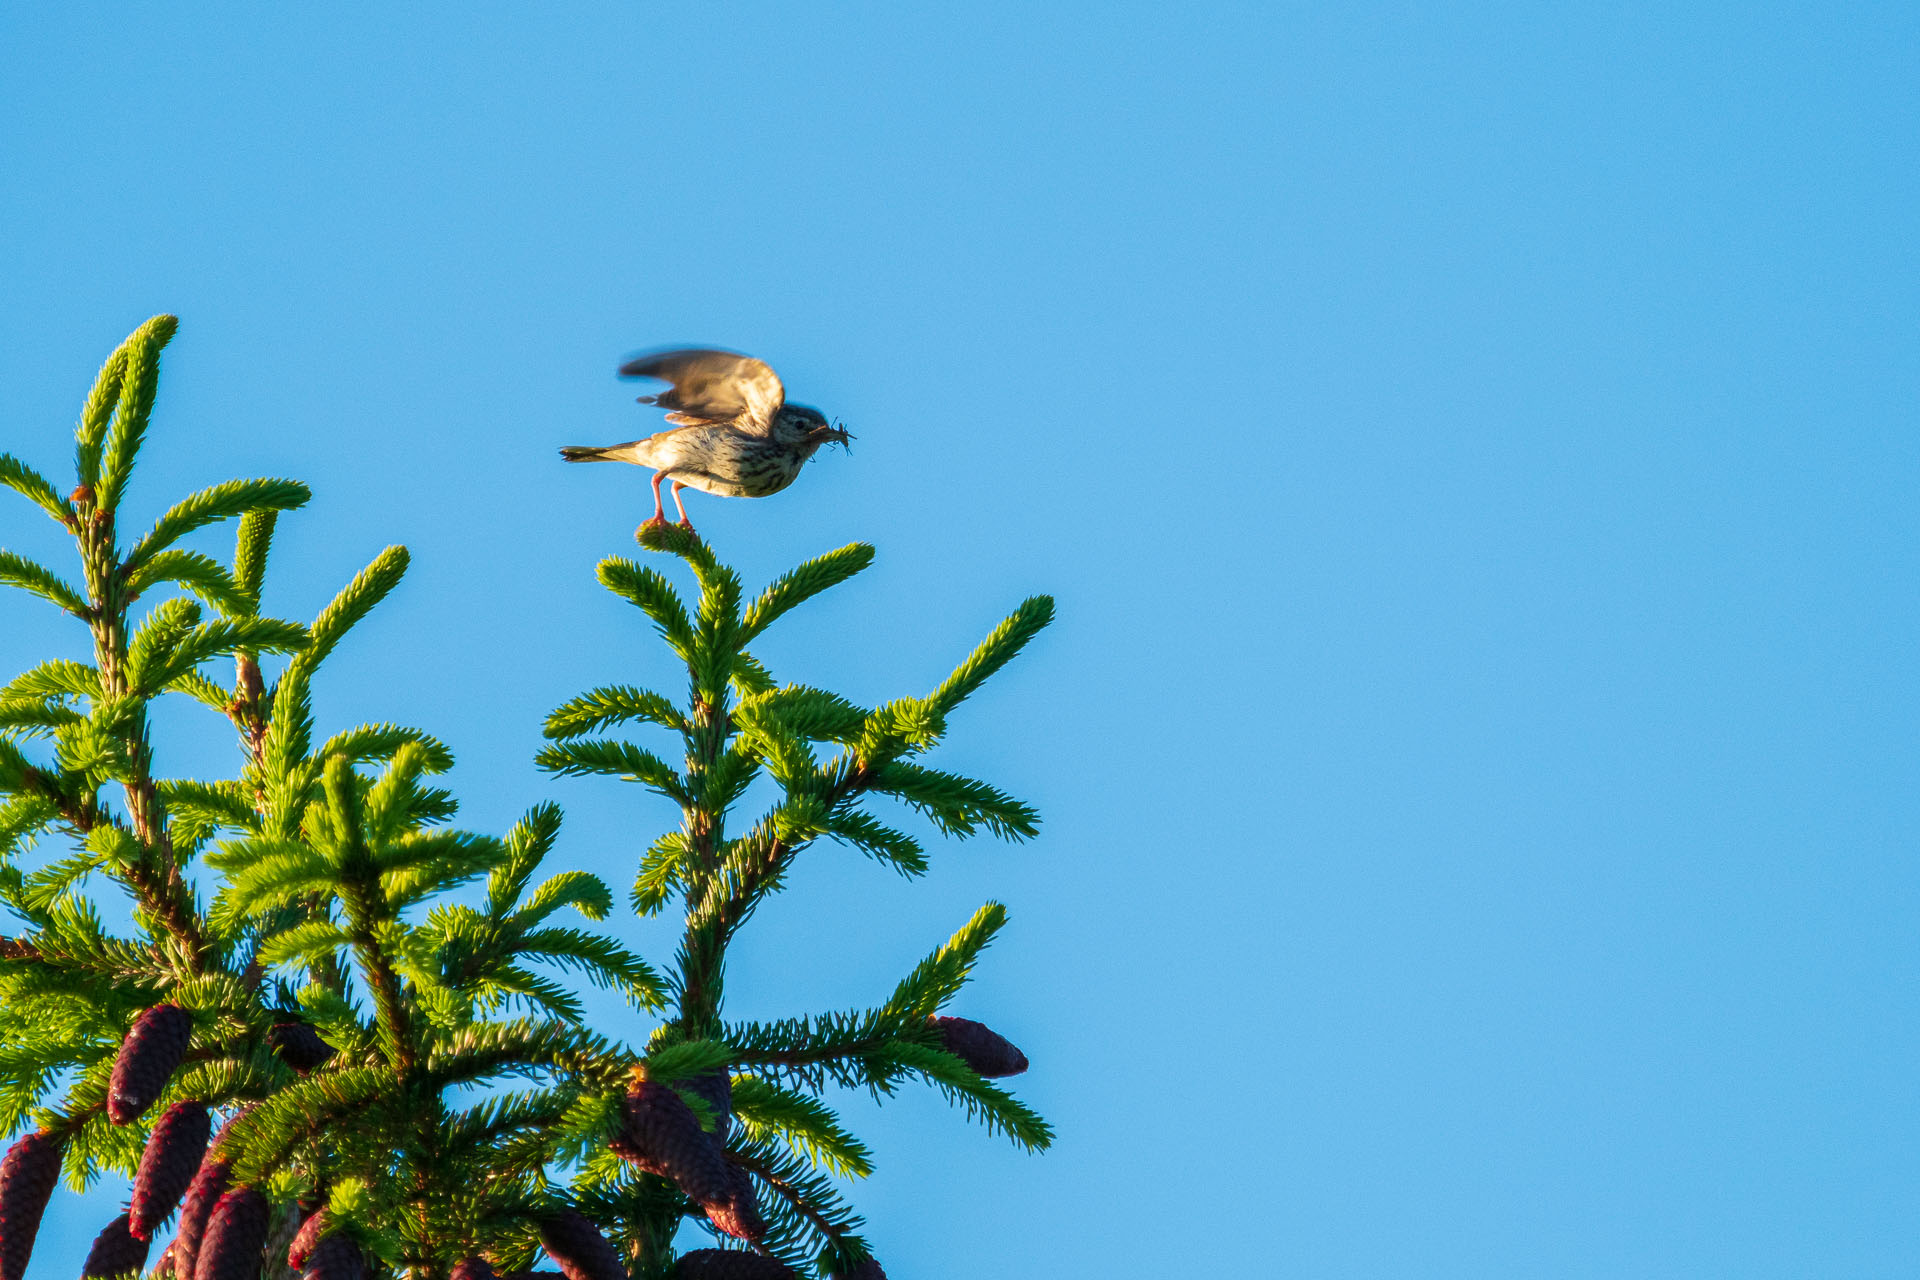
[670,482,694,529]
[642,470,669,527]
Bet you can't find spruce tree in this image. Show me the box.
[0,317,1052,1278]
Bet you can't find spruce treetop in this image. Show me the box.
[0,317,1052,1278]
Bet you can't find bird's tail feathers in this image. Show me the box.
[560,441,649,463]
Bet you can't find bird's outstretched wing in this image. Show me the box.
[618,348,786,434]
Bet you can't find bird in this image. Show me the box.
[560,348,852,532]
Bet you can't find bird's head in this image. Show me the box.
[779,403,854,454]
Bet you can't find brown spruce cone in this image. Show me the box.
[677,1070,732,1144]
[299,1233,365,1280]
[825,1260,886,1280]
[449,1260,498,1280]
[536,1209,627,1280]
[612,1083,732,1205]
[189,1185,266,1280]
[700,1162,765,1243]
[109,1004,194,1124]
[168,1155,231,1280]
[671,1251,796,1280]
[267,1023,334,1075]
[82,1211,150,1277]
[929,1015,1028,1078]
[0,1129,64,1280]
[129,1101,212,1240]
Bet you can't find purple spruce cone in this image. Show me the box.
[612,1082,732,1205]
[929,1016,1028,1078]
[0,1129,64,1280]
[449,1260,498,1280]
[81,1211,150,1277]
[701,1161,765,1243]
[286,1208,331,1268]
[172,1104,252,1280]
[168,1155,231,1280]
[129,1100,211,1240]
[190,1185,267,1280]
[268,1022,334,1075]
[672,1251,796,1280]
[537,1209,627,1280]
[826,1259,887,1280]
[108,1004,194,1123]
[300,1233,366,1280]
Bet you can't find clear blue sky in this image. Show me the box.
[4,3,1917,1276]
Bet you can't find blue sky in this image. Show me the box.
[3,3,1917,1276]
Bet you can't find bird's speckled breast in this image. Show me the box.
[650,426,807,498]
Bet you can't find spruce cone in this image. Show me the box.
[677,1070,732,1144]
[700,1162,765,1243]
[449,1260,497,1280]
[299,1234,365,1280]
[189,1184,265,1280]
[929,1016,1028,1077]
[826,1260,886,1280]
[169,1156,231,1280]
[0,1129,64,1280]
[672,1251,795,1280]
[267,1023,334,1075]
[109,1004,194,1123]
[536,1209,627,1280]
[285,1208,330,1268]
[612,1083,731,1205]
[151,1240,176,1279]
[82,1211,150,1277]
[129,1101,211,1240]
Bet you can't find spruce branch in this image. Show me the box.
[879,902,1007,1021]
[320,723,455,774]
[873,1040,1053,1150]
[73,341,128,489]
[120,548,251,616]
[925,594,1055,718]
[232,509,277,608]
[725,1138,869,1263]
[95,314,178,513]
[0,551,90,617]
[2,659,102,703]
[597,559,695,658]
[0,453,72,526]
[303,544,408,670]
[862,762,1040,841]
[544,685,688,740]
[738,543,874,643]
[536,739,689,803]
[729,1077,873,1179]
[122,477,311,573]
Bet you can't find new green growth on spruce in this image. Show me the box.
[0,318,1052,1279]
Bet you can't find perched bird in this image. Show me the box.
[561,348,851,531]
